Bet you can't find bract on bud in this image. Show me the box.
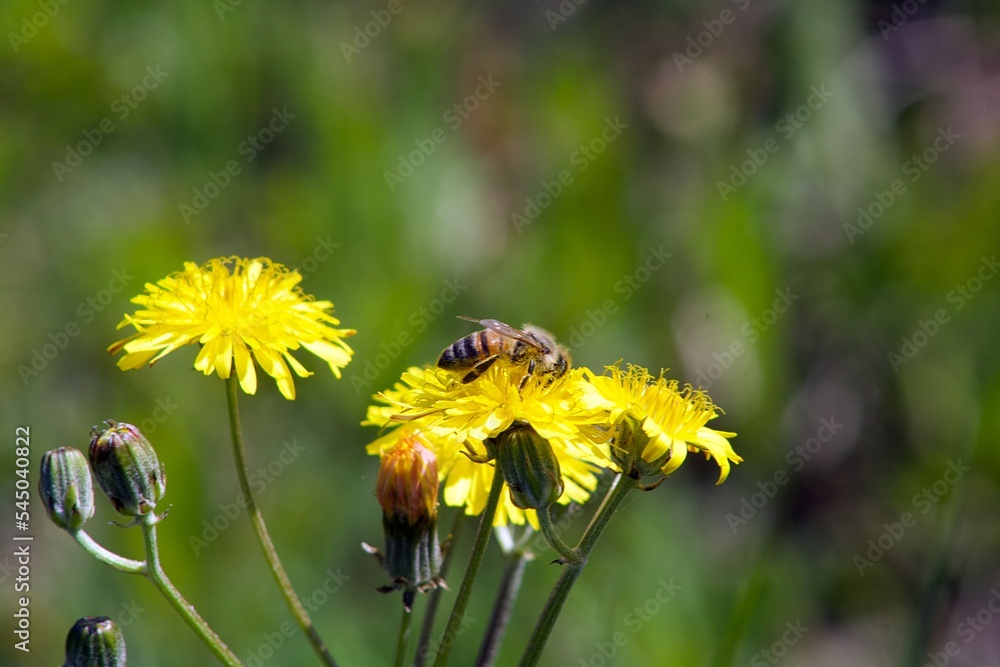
[496,422,564,510]
[612,414,679,488]
[611,415,648,476]
[372,433,442,604]
[39,447,94,532]
[64,616,127,667]
[88,421,166,517]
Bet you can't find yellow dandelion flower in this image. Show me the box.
[580,363,740,484]
[364,364,609,526]
[108,256,356,400]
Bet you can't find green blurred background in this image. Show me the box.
[4,0,1000,665]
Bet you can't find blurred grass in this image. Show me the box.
[3,0,1000,665]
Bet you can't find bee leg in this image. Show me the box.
[462,356,499,383]
[518,359,536,390]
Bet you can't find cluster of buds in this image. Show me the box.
[366,421,571,604]
[39,421,167,531]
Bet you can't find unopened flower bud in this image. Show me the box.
[39,447,94,532]
[64,616,127,667]
[372,433,441,601]
[89,421,166,517]
[497,422,564,510]
[377,432,439,525]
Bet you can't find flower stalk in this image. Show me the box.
[518,473,634,667]
[432,470,505,667]
[140,513,244,667]
[71,530,146,574]
[393,604,414,667]
[225,375,339,667]
[414,510,466,667]
[474,549,531,667]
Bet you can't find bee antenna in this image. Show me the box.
[456,315,483,323]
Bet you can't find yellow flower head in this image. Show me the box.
[364,364,609,526]
[108,256,356,400]
[580,363,740,484]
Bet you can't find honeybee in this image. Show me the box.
[437,316,571,387]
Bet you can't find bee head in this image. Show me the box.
[522,325,571,377]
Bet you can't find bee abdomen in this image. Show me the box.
[438,330,491,370]
[437,341,464,369]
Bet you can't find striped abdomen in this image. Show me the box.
[438,329,522,370]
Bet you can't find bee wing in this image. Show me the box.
[456,316,544,350]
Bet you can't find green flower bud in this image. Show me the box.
[64,616,127,667]
[39,448,94,532]
[497,422,564,510]
[88,421,166,517]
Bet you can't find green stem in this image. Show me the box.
[432,469,505,667]
[393,601,414,667]
[415,510,466,667]
[141,515,244,666]
[518,474,633,667]
[224,376,339,667]
[72,530,146,574]
[474,550,530,667]
[536,508,579,563]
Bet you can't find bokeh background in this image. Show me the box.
[3,0,1000,665]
